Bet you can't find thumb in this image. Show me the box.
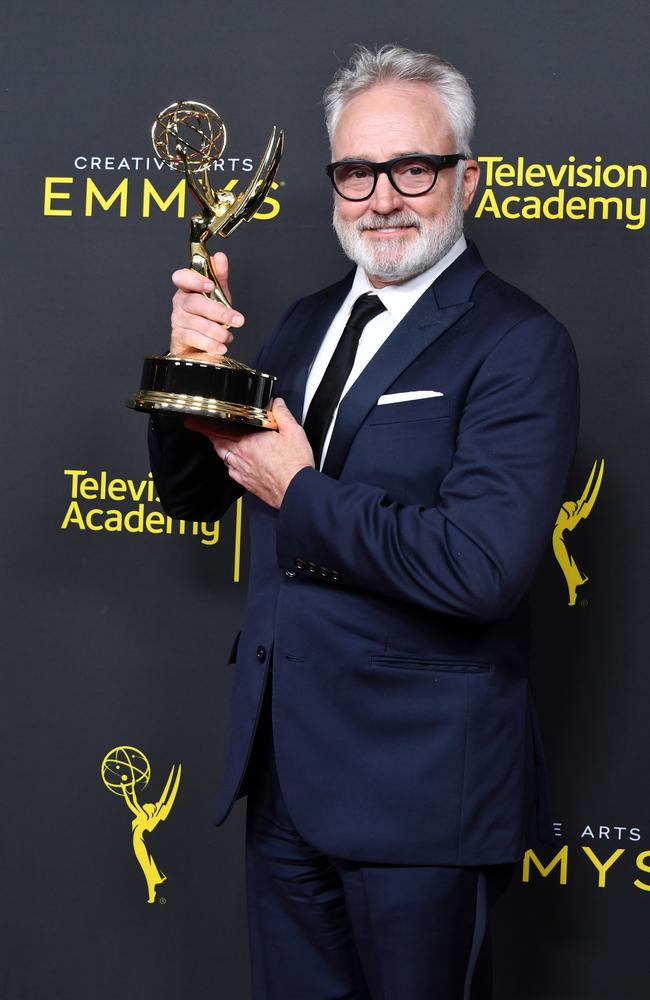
[209,251,231,303]
[271,397,296,429]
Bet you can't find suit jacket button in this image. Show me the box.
[295,559,307,571]
[308,562,318,574]
[256,646,266,663]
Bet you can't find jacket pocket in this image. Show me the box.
[371,655,492,674]
[367,395,450,425]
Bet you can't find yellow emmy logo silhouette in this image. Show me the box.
[101,745,181,903]
[553,459,605,606]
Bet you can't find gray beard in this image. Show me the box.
[332,178,465,283]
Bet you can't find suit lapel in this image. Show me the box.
[275,271,354,421]
[321,243,487,480]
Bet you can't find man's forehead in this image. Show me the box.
[336,81,447,120]
[331,81,453,154]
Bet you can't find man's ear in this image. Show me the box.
[461,159,481,211]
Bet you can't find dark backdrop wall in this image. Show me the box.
[1,1,648,998]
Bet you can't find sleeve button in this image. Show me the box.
[256,646,267,663]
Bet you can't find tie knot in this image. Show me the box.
[346,292,386,331]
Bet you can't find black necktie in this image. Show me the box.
[304,292,387,465]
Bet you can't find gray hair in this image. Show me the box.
[323,45,476,157]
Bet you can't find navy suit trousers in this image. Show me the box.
[244,687,513,1000]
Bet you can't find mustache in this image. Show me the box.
[356,211,422,232]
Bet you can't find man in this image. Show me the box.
[149,45,579,1000]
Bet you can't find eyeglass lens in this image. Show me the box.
[333,157,438,198]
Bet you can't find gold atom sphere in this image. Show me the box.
[152,100,227,172]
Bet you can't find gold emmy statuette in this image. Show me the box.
[126,100,284,429]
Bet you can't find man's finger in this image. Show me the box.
[210,251,231,303]
[171,267,216,294]
[171,327,230,355]
[184,417,218,440]
[177,293,244,328]
[184,418,251,444]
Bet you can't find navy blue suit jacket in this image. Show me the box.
[149,243,579,866]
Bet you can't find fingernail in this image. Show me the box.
[203,281,214,292]
[231,314,244,326]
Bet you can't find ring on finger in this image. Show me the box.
[224,449,232,466]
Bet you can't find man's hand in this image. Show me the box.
[185,398,315,509]
[170,251,244,356]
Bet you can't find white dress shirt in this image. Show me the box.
[302,235,467,468]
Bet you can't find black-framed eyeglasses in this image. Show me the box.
[325,153,466,201]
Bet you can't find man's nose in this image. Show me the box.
[369,171,404,214]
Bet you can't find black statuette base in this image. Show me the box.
[126,354,277,429]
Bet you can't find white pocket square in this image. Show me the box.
[377,390,444,405]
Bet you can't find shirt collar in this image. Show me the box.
[348,234,467,323]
